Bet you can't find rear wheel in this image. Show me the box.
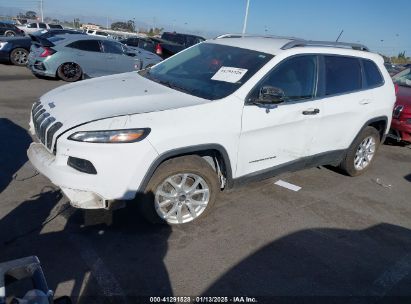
[139,155,219,225]
[339,126,380,176]
[10,48,29,66]
[57,62,83,82]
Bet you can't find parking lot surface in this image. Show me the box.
[1,64,411,303]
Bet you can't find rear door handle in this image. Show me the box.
[302,108,320,115]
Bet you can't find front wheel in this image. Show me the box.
[140,155,219,225]
[339,126,380,176]
[57,62,83,82]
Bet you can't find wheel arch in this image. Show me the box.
[349,116,388,148]
[137,144,234,193]
[56,61,84,79]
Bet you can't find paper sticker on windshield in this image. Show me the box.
[211,67,248,83]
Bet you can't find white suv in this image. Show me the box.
[28,36,396,225]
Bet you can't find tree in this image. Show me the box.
[147,27,164,37]
[25,11,37,19]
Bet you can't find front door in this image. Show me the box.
[236,55,322,178]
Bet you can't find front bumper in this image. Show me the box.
[27,138,159,209]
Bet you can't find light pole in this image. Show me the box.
[242,0,250,36]
[40,0,44,22]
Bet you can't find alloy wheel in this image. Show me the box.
[13,50,28,65]
[354,136,376,170]
[154,173,210,224]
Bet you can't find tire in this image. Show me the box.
[10,48,29,66]
[139,155,219,225]
[57,62,83,82]
[5,31,16,37]
[339,126,380,176]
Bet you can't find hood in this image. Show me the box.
[39,72,210,128]
[396,85,411,111]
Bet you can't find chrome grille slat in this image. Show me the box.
[46,122,63,149]
[40,117,55,144]
[31,102,63,151]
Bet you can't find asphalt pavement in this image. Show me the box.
[1,64,411,303]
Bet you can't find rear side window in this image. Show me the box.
[27,23,37,28]
[67,40,101,52]
[101,40,124,54]
[39,23,47,29]
[363,59,384,88]
[325,56,362,95]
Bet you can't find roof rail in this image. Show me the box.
[215,33,300,40]
[281,40,369,52]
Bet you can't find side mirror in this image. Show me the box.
[257,86,286,104]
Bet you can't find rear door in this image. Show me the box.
[309,55,370,155]
[65,39,107,77]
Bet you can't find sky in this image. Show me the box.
[0,0,410,56]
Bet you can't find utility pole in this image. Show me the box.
[40,0,44,22]
[242,0,250,36]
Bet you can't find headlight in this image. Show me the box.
[68,128,150,143]
[0,42,8,50]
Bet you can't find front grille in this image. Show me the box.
[31,102,63,150]
[393,105,404,119]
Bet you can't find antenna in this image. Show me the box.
[336,30,343,42]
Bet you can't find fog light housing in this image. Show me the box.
[67,157,97,174]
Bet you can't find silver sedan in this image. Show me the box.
[27,35,162,82]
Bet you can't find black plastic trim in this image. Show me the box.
[232,150,345,187]
[137,144,233,192]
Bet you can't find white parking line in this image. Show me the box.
[370,253,411,297]
[274,180,302,192]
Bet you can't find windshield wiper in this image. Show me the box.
[157,80,195,95]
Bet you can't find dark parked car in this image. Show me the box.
[150,32,205,59]
[0,21,25,37]
[389,68,411,143]
[0,36,31,65]
[119,36,156,53]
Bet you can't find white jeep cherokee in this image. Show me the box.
[28,36,396,225]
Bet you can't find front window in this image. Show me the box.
[393,68,411,88]
[140,42,273,100]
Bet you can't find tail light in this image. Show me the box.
[395,84,399,96]
[39,47,56,58]
[155,43,163,56]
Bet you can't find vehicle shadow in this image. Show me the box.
[203,223,411,302]
[0,118,32,193]
[405,174,411,182]
[0,189,172,304]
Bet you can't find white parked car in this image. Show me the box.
[86,30,111,38]
[27,36,395,225]
[18,22,63,35]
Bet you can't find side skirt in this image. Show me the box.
[232,150,346,187]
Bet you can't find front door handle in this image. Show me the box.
[302,108,320,115]
[359,99,372,105]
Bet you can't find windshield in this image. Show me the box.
[393,68,411,88]
[140,42,273,100]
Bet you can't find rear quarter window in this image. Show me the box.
[325,56,362,96]
[362,59,384,88]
